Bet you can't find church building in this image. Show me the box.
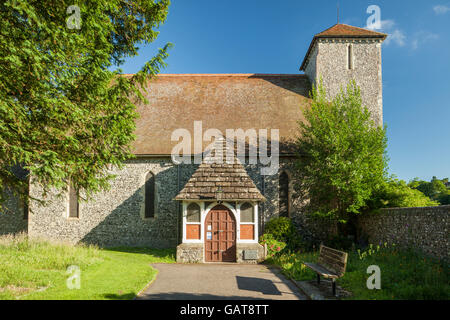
[0,24,387,263]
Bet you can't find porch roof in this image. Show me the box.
[174,137,266,202]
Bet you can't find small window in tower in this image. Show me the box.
[23,199,28,220]
[348,44,353,70]
[144,172,155,218]
[68,184,79,218]
[23,183,29,220]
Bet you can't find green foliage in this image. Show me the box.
[265,251,318,281]
[324,235,354,251]
[295,81,388,225]
[259,234,286,257]
[0,1,172,206]
[263,217,305,250]
[367,177,439,209]
[263,217,293,242]
[267,244,449,300]
[437,191,450,205]
[342,245,449,300]
[408,176,450,205]
[0,233,175,299]
[356,243,388,260]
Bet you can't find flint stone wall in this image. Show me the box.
[0,191,27,236]
[176,243,204,263]
[0,166,29,236]
[28,158,183,247]
[23,156,331,251]
[236,243,266,264]
[358,205,450,261]
[176,243,265,263]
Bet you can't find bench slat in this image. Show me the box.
[319,262,345,276]
[321,250,346,261]
[304,262,339,279]
[304,246,348,296]
[319,256,347,269]
[320,247,347,261]
[321,246,347,256]
[304,245,349,278]
[318,245,347,276]
[319,254,347,265]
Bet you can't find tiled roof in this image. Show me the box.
[300,24,387,71]
[174,137,265,201]
[131,74,310,155]
[315,24,387,38]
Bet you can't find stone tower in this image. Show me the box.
[300,24,387,126]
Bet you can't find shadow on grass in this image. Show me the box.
[103,292,137,300]
[102,247,176,259]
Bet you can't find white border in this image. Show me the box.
[182,201,259,244]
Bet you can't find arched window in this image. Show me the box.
[68,184,79,218]
[23,200,29,220]
[144,172,155,218]
[23,183,29,220]
[240,202,254,223]
[348,44,353,70]
[279,171,289,217]
[186,203,200,223]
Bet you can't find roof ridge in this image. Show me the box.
[315,23,387,37]
[121,73,308,77]
[338,23,387,34]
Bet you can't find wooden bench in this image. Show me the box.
[303,245,348,296]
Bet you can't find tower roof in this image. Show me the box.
[315,23,387,38]
[300,24,387,71]
[174,137,266,202]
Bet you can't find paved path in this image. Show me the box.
[137,263,307,300]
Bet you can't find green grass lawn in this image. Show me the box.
[0,234,175,300]
[266,244,450,300]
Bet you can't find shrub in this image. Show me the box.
[324,234,354,251]
[263,217,305,250]
[295,81,388,224]
[437,190,450,205]
[366,178,438,210]
[408,176,449,204]
[259,234,286,257]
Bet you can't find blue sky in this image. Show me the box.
[120,0,450,182]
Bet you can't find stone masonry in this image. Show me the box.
[0,190,27,236]
[302,24,386,126]
[27,157,312,248]
[358,205,450,261]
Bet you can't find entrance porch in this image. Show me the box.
[176,201,265,263]
[174,137,266,263]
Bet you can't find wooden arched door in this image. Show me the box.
[204,205,236,262]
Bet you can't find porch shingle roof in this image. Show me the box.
[174,137,265,201]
